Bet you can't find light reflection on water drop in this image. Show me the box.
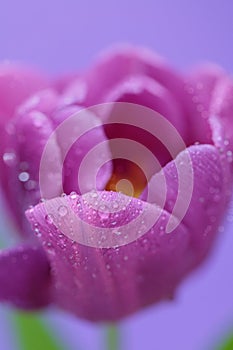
[3,152,16,166]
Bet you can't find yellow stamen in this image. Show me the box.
[105,161,147,198]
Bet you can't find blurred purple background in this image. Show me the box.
[0,0,233,349]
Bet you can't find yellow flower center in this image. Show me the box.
[105,160,147,198]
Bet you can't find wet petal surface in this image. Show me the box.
[0,244,51,309]
[26,190,199,321]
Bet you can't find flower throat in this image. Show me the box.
[105,159,147,198]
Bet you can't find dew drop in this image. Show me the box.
[18,172,30,182]
[32,111,45,128]
[58,205,68,217]
[45,214,54,224]
[113,229,122,236]
[90,191,98,198]
[199,197,204,203]
[24,179,37,191]
[98,204,109,220]
[34,228,42,237]
[3,152,16,166]
[112,202,119,209]
[111,221,117,226]
[58,241,67,249]
[70,191,78,200]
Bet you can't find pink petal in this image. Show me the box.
[25,187,213,322]
[53,72,81,93]
[0,62,48,121]
[184,64,226,144]
[0,63,48,156]
[104,74,187,137]
[210,76,233,154]
[49,106,112,195]
[3,111,62,235]
[142,144,230,262]
[0,244,51,309]
[81,45,185,107]
[18,88,59,117]
[101,75,187,177]
[0,64,48,215]
[60,78,88,106]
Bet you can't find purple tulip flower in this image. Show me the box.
[0,46,233,322]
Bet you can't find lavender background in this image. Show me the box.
[0,0,233,349]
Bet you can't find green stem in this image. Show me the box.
[11,311,63,350]
[106,324,120,350]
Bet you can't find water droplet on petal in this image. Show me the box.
[98,204,109,221]
[24,180,37,191]
[3,152,16,166]
[70,191,78,199]
[32,111,45,128]
[111,221,117,226]
[45,214,54,224]
[90,190,98,198]
[113,202,119,209]
[58,205,68,217]
[47,242,55,255]
[18,172,30,182]
[199,197,204,203]
[113,229,122,236]
[34,228,42,237]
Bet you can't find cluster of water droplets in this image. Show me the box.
[26,189,158,250]
[184,80,209,119]
[2,114,45,195]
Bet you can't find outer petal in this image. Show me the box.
[184,64,226,144]
[210,75,233,154]
[0,63,48,121]
[17,88,59,117]
[3,111,62,235]
[26,189,202,322]
[53,72,81,94]
[80,45,185,107]
[59,78,89,106]
[0,245,51,309]
[142,144,230,262]
[0,64,48,207]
